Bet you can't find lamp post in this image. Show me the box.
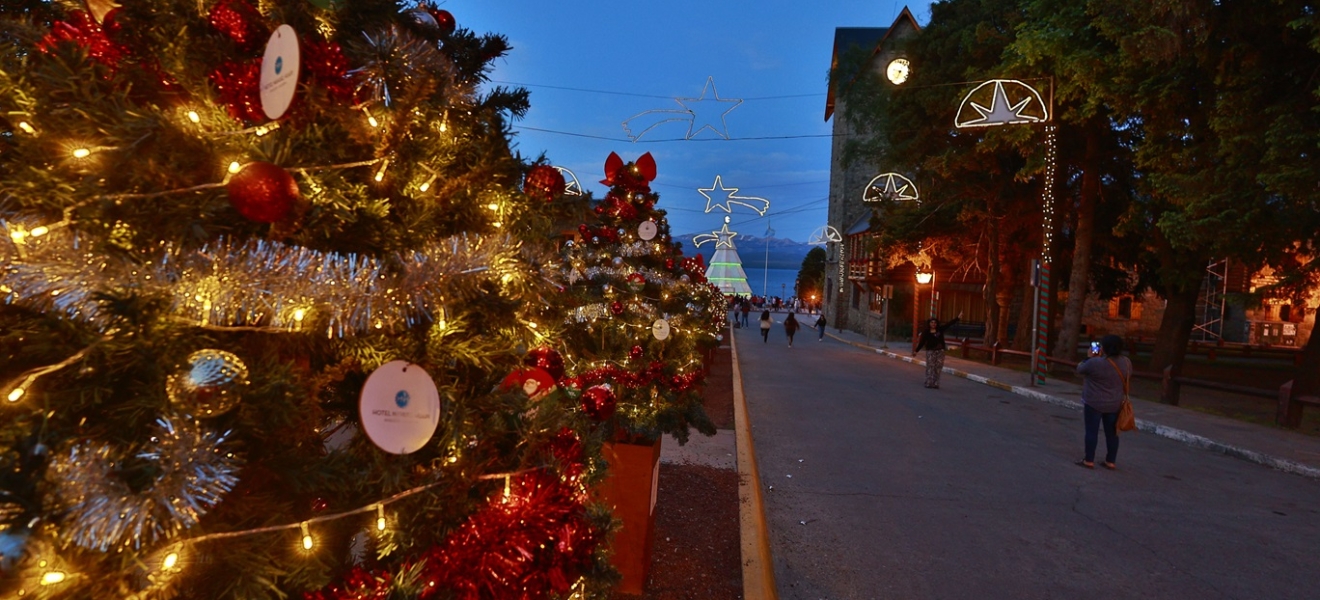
[915,270,932,343]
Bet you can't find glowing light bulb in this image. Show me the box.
[302,534,313,550]
[292,308,306,322]
[187,111,200,123]
[7,387,24,402]
[419,179,432,192]
[72,148,91,158]
[228,161,242,174]
[374,159,391,182]
[40,571,66,585]
[376,505,387,531]
[162,552,179,569]
[18,121,35,134]
[487,203,499,211]
[367,115,379,128]
[29,226,48,237]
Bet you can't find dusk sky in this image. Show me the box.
[459,1,934,243]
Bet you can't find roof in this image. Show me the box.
[845,213,872,236]
[824,6,922,121]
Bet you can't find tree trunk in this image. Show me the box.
[1289,303,1320,400]
[985,218,1001,344]
[1053,124,1102,362]
[1013,269,1035,351]
[1148,284,1201,380]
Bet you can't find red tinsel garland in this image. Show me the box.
[303,40,359,104]
[418,470,598,599]
[36,10,125,68]
[209,58,265,123]
[305,470,598,600]
[207,0,267,52]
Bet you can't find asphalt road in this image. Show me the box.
[737,318,1320,600]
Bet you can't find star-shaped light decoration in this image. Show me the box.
[698,175,769,215]
[954,79,1049,128]
[862,173,920,204]
[807,225,843,245]
[553,166,583,196]
[677,77,742,139]
[692,224,739,249]
[621,77,744,142]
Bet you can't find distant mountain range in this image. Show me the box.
[674,233,812,271]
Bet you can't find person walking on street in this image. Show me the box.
[815,313,827,341]
[740,299,751,328]
[759,310,772,343]
[1075,334,1131,470]
[784,313,799,347]
[912,312,962,388]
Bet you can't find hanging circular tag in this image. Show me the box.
[359,361,441,454]
[638,221,658,241]
[260,25,301,120]
[652,318,671,341]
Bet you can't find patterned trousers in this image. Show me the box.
[924,349,945,388]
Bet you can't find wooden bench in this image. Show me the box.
[1277,380,1320,429]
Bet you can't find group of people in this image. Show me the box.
[753,310,827,347]
[739,306,1133,472]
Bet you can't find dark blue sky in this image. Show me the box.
[460,1,933,242]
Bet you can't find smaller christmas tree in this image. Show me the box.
[554,152,724,444]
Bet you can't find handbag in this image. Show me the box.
[1107,358,1137,432]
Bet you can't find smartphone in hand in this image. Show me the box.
[1090,341,1102,356]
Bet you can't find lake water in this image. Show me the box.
[737,267,804,300]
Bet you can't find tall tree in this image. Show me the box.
[796,246,827,304]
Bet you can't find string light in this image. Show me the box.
[71,148,91,158]
[376,504,387,532]
[367,114,380,128]
[374,158,391,182]
[162,551,179,570]
[418,164,437,192]
[300,522,314,551]
[17,121,36,134]
[228,161,242,174]
[187,111,200,123]
[1041,124,1057,263]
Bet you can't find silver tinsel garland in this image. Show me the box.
[0,222,517,336]
[46,417,242,552]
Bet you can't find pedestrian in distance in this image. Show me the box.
[784,313,799,347]
[740,299,751,328]
[815,313,827,341]
[759,310,772,343]
[912,311,962,389]
[1075,334,1131,470]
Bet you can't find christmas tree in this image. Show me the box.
[1,1,616,598]
[556,152,724,444]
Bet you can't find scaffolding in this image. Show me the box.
[1192,259,1228,341]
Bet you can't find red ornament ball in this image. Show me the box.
[610,301,625,316]
[226,162,302,223]
[426,7,457,37]
[523,165,566,202]
[581,384,616,422]
[629,345,644,361]
[524,347,565,381]
[627,273,646,292]
[311,497,329,512]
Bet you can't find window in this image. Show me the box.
[1107,295,1143,321]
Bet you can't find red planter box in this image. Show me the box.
[599,438,663,594]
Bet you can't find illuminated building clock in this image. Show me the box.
[886,58,911,85]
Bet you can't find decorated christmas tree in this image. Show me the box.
[0,1,615,598]
[556,152,724,445]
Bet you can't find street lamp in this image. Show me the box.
[914,270,932,343]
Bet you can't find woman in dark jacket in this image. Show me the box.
[783,313,799,347]
[912,311,962,388]
[1075,334,1132,470]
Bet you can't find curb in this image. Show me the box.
[829,333,1320,480]
[730,329,779,599]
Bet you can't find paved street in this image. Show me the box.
[735,315,1320,600]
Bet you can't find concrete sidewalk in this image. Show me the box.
[823,325,1320,479]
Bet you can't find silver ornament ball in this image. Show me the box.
[167,349,249,417]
